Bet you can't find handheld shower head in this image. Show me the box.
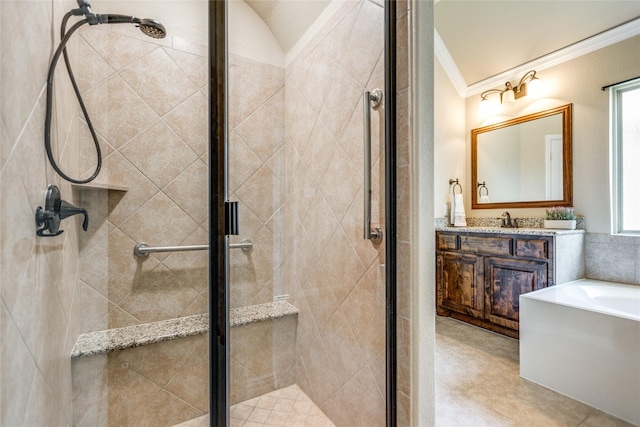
[99,15,167,39]
[44,4,168,184]
[137,18,166,39]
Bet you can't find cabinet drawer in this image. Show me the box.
[515,239,549,259]
[437,233,458,250]
[460,235,512,256]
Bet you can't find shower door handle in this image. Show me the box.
[363,89,383,244]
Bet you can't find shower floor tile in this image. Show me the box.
[172,384,335,427]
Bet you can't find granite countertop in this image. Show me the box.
[71,300,298,359]
[435,226,585,236]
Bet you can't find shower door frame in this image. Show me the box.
[208,1,398,425]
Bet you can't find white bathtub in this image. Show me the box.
[520,279,640,425]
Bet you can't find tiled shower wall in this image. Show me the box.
[1,0,83,425]
[76,25,211,331]
[77,25,286,331]
[284,1,388,425]
[228,54,286,309]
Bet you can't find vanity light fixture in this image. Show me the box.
[480,70,542,106]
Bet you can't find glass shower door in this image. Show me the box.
[68,1,212,426]
[222,1,391,425]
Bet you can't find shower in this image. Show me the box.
[44,0,166,184]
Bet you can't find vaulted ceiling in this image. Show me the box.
[244,0,331,52]
[435,0,640,87]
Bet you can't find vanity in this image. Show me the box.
[436,226,584,338]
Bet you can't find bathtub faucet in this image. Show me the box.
[501,211,518,228]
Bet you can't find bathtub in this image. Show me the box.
[520,279,640,425]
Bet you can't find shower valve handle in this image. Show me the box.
[35,184,89,237]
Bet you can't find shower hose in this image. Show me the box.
[44,11,102,184]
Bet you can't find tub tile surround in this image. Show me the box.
[585,233,640,285]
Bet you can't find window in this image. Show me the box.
[611,79,640,234]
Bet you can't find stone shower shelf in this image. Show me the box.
[71,182,128,192]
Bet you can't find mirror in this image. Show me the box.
[472,104,573,209]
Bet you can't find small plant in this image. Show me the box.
[545,206,577,220]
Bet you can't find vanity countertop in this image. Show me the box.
[435,226,585,236]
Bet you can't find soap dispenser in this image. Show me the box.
[35,184,89,237]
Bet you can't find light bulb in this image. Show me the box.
[527,76,543,97]
[502,88,515,104]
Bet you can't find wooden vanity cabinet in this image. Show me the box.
[436,231,555,338]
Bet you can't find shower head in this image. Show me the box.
[97,14,166,39]
[44,2,168,184]
[136,18,167,39]
[72,2,166,39]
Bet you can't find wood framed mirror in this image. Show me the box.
[471,103,573,209]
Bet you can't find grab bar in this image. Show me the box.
[363,89,383,244]
[134,239,253,258]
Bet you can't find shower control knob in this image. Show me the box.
[35,184,89,237]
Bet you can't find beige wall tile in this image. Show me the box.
[302,193,339,258]
[120,47,198,116]
[119,192,199,260]
[76,36,115,93]
[79,29,159,72]
[228,131,264,193]
[342,264,385,363]
[163,159,208,224]
[235,165,284,224]
[236,92,285,163]
[163,91,209,157]
[321,367,385,427]
[339,0,384,87]
[102,152,159,226]
[228,55,284,130]
[1,312,37,427]
[0,0,53,144]
[135,390,204,427]
[120,120,198,189]
[82,74,159,148]
[164,47,208,89]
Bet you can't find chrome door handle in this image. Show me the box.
[363,89,383,244]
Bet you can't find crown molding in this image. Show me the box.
[436,17,640,99]
[465,17,640,97]
[434,29,467,98]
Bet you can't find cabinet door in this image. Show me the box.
[437,252,484,318]
[484,257,548,330]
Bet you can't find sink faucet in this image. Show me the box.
[501,211,518,228]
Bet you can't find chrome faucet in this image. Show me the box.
[501,211,518,228]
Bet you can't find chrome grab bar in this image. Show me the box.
[363,89,383,244]
[133,239,253,258]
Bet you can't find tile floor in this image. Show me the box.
[436,316,636,427]
[173,384,335,427]
[176,317,635,427]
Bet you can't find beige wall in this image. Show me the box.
[434,59,466,219]
[1,0,83,424]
